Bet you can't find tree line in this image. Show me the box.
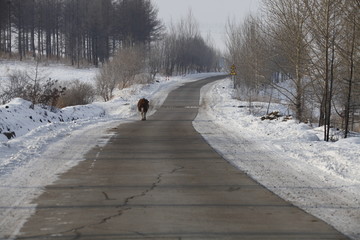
[226,0,359,140]
[0,0,220,72]
[0,2,220,109]
[152,11,222,76]
[95,11,221,102]
[0,0,162,66]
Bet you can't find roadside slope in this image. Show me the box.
[193,79,360,240]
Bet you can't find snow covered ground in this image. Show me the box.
[193,79,360,240]
[0,63,359,239]
[0,60,97,84]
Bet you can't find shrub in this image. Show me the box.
[1,69,65,110]
[38,79,66,110]
[57,80,95,108]
[0,70,29,104]
[95,46,147,101]
[95,63,117,102]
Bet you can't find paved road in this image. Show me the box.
[18,76,348,240]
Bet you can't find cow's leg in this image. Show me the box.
[143,111,147,121]
[141,108,145,120]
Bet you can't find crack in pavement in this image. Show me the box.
[102,191,116,201]
[29,165,184,239]
[117,165,184,209]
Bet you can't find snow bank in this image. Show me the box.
[193,78,360,240]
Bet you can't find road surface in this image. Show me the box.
[17,76,348,240]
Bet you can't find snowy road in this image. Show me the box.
[14,76,347,239]
[0,74,359,239]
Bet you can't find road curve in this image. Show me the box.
[17,76,348,240]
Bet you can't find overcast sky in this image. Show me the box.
[152,0,261,52]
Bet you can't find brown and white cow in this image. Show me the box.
[137,98,149,121]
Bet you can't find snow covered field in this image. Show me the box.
[0,62,359,239]
[0,60,97,84]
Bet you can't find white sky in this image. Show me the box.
[152,0,261,52]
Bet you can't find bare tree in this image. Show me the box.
[148,40,165,80]
[336,0,360,137]
[305,0,347,141]
[262,0,313,122]
[225,15,269,102]
[95,61,118,102]
[114,46,146,89]
[96,46,145,101]
[0,69,28,104]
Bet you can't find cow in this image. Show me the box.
[137,98,149,121]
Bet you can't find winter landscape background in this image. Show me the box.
[0,61,359,239]
[0,0,359,239]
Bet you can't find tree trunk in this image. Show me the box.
[31,21,35,58]
[18,11,23,61]
[7,1,12,56]
[344,13,356,138]
[323,1,331,141]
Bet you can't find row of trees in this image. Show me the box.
[1,1,220,108]
[226,0,359,140]
[0,0,220,73]
[0,0,162,66]
[95,12,221,101]
[160,11,222,76]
